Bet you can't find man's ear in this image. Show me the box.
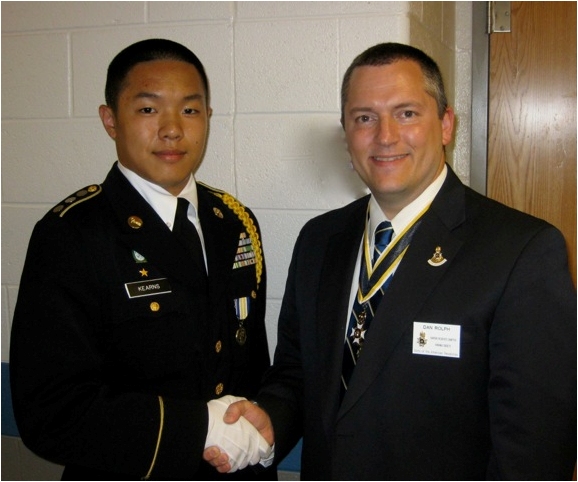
[99,105,117,140]
[441,107,455,147]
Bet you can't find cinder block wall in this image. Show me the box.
[1,2,472,479]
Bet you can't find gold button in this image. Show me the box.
[215,340,222,353]
[128,216,143,229]
[88,185,98,193]
[150,302,160,312]
[251,290,257,299]
[215,383,224,395]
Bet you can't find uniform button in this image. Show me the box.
[215,340,222,353]
[251,290,257,299]
[215,383,224,395]
[150,302,160,312]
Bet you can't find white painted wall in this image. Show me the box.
[1,0,472,362]
[1,2,473,479]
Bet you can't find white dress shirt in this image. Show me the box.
[345,165,448,337]
[116,162,207,268]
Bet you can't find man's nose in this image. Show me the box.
[159,114,183,140]
[376,116,399,145]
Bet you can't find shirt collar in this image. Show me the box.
[116,162,199,229]
[368,164,447,241]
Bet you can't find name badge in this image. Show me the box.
[412,322,461,358]
[125,278,172,299]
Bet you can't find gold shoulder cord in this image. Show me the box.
[142,396,164,480]
[211,191,263,288]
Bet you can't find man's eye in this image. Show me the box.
[356,115,372,123]
[401,110,416,119]
[183,108,198,115]
[139,107,154,114]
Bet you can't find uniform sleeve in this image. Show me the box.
[9,216,207,479]
[487,225,577,479]
[242,209,271,394]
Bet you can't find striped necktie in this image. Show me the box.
[341,221,393,393]
[373,221,394,266]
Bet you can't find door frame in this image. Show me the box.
[470,1,489,195]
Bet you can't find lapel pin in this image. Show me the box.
[428,246,447,266]
[127,215,143,229]
[213,207,223,219]
[132,250,147,263]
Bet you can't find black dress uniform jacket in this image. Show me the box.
[10,163,275,480]
[256,165,576,480]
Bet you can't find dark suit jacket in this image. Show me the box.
[257,166,576,480]
[10,163,275,480]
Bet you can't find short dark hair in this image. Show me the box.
[104,38,210,111]
[340,43,448,124]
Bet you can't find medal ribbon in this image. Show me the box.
[358,204,430,304]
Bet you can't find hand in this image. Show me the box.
[225,399,274,446]
[204,396,273,473]
[203,399,274,473]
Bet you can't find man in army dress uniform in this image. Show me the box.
[10,39,274,480]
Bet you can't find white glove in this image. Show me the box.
[205,395,273,472]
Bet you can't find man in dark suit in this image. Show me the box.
[10,39,275,480]
[204,43,576,480]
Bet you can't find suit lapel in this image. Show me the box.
[317,199,367,431]
[339,168,467,417]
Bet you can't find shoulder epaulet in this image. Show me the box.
[51,184,102,218]
[198,181,263,287]
[197,181,227,196]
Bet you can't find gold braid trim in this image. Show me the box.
[142,396,164,480]
[210,190,263,287]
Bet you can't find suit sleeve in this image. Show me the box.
[487,225,576,480]
[9,216,207,479]
[256,228,306,463]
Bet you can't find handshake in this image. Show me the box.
[203,395,275,473]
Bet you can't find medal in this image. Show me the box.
[235,324,247,346]
[351,306,369,357]
[234,297,250,346]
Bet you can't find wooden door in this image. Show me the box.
[488,1,577,286]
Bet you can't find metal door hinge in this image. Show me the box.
[489,1,511,33]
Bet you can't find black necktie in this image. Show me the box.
[173,197,206,273]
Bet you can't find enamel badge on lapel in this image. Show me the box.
[132,250,147,263]
[213,207,224,219]
[428,246,447,266]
